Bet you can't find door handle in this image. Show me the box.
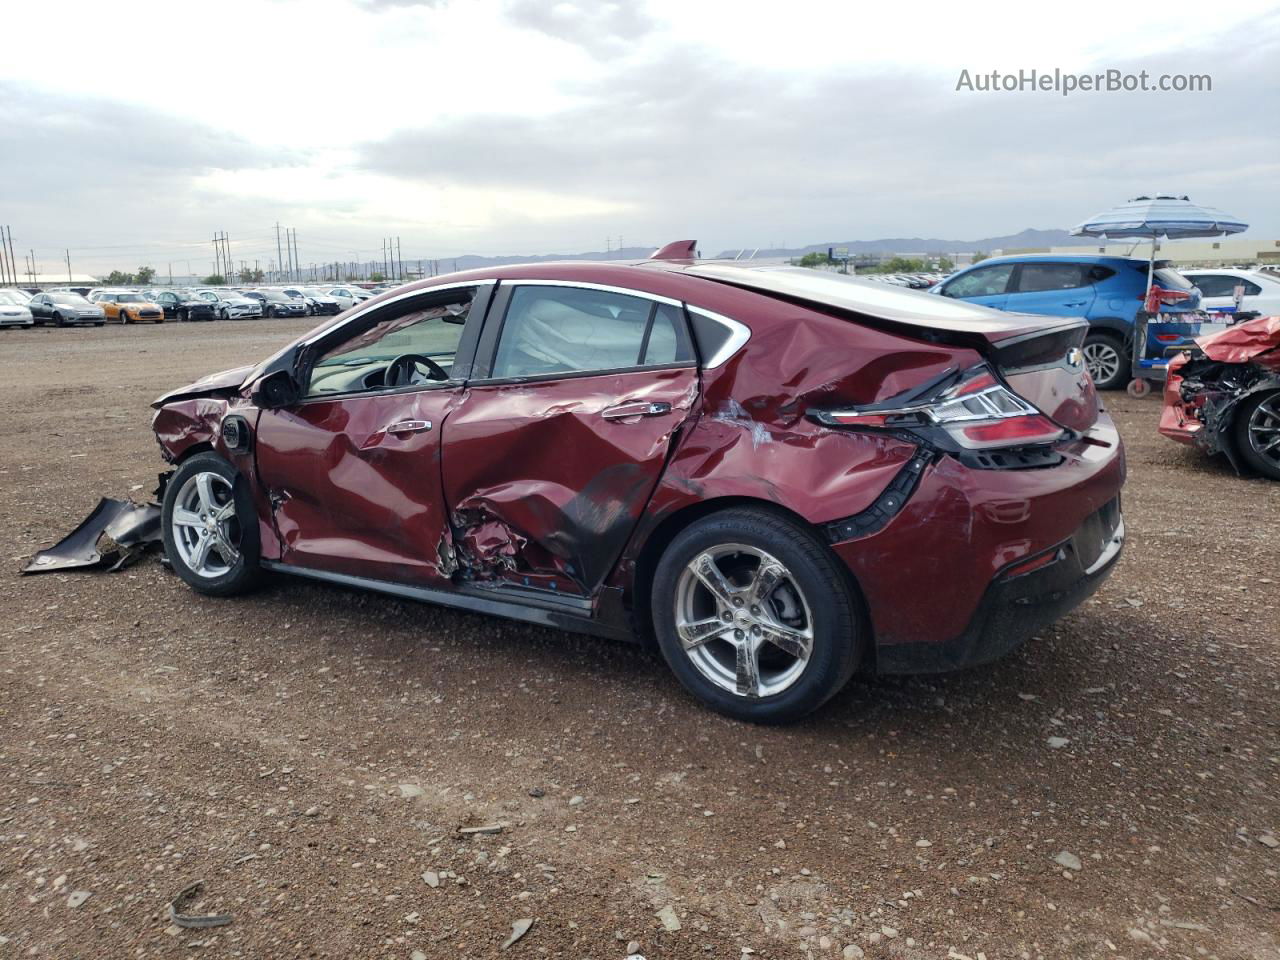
[384,419,432,434]
[601,401,672,420]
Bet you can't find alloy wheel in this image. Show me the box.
[673,543,814,699]
[1247,393,1280,468]
[1083,341,1122,385]
[170,472,241,578]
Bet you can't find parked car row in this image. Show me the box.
[0,284,379,328]
[863,273,947,289]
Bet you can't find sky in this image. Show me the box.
[1,0,1278,276]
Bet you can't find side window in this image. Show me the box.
[1242,279,1263,296]
[1189,274,1232,297]
[1087,265,1116,283]
[942,265,1014,298]
[306,292,473,397]
[491,286,692,379]
[1015,263,1087,293]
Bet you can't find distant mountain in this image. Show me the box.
[410,230,1093,273]
[418,247,659,272]
[713,228,1097,259]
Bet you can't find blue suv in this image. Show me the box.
[932,254,1201,389]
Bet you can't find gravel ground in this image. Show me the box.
[1,320,1277,960]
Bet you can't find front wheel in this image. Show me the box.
[1234,390,1280,481]
[220,308,229,320]
[651,507,863,724]
[1083,332,1128,391]
[161,452,263,596]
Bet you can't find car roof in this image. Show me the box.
[333,258,1075,342]
[955,253,1147,267]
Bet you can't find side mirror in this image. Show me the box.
[251,369,301,409]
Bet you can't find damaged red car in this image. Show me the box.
[1160,314,1280,480]
[151,243,1126,723]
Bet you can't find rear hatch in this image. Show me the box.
[686,265,1099,434]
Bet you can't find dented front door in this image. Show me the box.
[441,367,698,595]
[254,387,460,584]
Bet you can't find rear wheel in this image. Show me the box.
[651,507,862,724]
[1234,390,1280,481]
[1083,331,1128,390]
[161,453,263,596]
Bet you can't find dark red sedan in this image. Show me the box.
[152,243,1126,723]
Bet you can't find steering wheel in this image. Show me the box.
[385,353,449,387]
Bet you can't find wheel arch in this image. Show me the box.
[626,495,869,653]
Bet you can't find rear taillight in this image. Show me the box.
[813,367,1065,451]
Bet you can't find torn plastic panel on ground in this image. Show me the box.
[23,488,166,575]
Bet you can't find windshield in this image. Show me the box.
[0,290,27,305]
[52,294,90,305]
[263,291,290,302]
[195,291,220,301]
[118,293,145,303]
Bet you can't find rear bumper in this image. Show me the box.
[831,414,1126,672]
[876,503,1123,673]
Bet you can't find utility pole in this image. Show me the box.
[5,227,19,286]
[396,237,402,280]
[0,225,10,285]
[29,249,38,284]
[275,223,284,284]
[65,249,72,282]
[291,229,300,282]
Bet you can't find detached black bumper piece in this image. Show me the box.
[23,498,162,574]
[877,498,1124,674]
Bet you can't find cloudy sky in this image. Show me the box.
[2,0,1278,275]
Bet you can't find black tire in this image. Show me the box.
[94,322,104,327]
[1233,390,1280,481]
[119,310,129,325]
[178,308,188,322]
[54,312,68,327]
[161,452,263,596]
[1083,331,1129,391]
[650,507,863,724]
[221,308,229,321]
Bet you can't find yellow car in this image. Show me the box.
[89,290,165,324]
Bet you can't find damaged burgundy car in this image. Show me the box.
[151,242,1126,722]
[1160,314,1280,480]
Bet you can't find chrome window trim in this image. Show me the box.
[687,306,751,369]
[508,278,683,308]
[300,279,496,348]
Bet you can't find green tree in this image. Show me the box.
[878,256,928,273]
[369,272,386,282]
[135,266,156,285]
[794,252,827,268]
[971,251,989,264]
[937,257,954,272]
[238,266,264,284]
[202,274,226,286]
[104,269,133,285]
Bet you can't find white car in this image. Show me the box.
[326,286,374,311]
[1182,269,1280,317]
[0,289,34,327]
[193,289,263,320]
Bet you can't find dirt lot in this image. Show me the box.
[1,320,1277,960]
